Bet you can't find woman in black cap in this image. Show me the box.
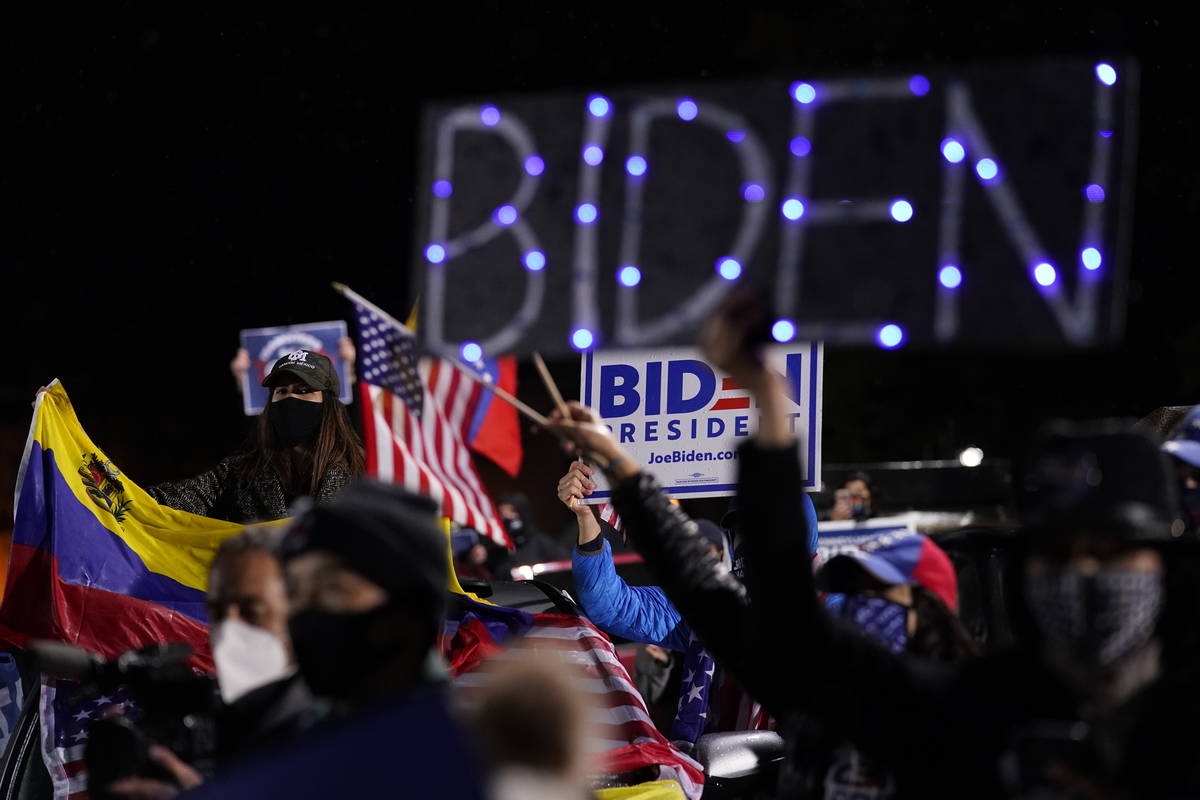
[148,349,364,523]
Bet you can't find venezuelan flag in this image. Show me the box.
[0,382,246,671]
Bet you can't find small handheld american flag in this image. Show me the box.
[345,290,511,549]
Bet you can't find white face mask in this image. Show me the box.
[211,618,292,704]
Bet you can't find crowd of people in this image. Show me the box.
[12,295,1200,799]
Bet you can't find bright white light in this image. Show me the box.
[890,200,914,222]
[941,138,965,163]
[588,95,611,117]
[1034,262,1057,287]
[1095,63,1117,86]
[626,155,647,176]
[772,319,796,342]
[959,446,984,468]
[1081,248,1103,271]
[676,99,698,121]
[717,258,742,280]
[791,82,816,104]
[975,158,999,181]
[425,244,446,263]
[583,145,604,166]
[461,342,483,363]
[523,250,546,271]
[781,198,805,220]
[571,328,594,350]
[618,266,641,287]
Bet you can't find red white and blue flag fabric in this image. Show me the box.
[462,355,523,478]
[444,599,705,799]
[39,680,134,800]
[348,294,511,549]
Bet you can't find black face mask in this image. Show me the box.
[289,607,400,700]
[503,517,528,546]
[270,397,323,446]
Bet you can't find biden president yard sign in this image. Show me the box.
[580,344,822,500]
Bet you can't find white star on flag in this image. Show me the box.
[687,683,705,703]
[73,709,91,722]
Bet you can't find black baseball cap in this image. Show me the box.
[279,480,447,605]
[1019,420,1179,542]
[262,349,339,394]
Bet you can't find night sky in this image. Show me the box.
[3,5,1198,532]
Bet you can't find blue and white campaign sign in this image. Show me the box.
[580,343,822,500]
[239,321,353,416]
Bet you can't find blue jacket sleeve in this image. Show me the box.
[803,492,819,556]
[572,537,692,652]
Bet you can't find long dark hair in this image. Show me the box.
[910,586,980,662]
[239,391,364,495]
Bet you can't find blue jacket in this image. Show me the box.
[573,494,819,652]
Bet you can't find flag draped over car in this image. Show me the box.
[344,288,511,549]
[0,382,244,671]
[445,597,706,799]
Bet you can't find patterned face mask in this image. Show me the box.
[840,595,910,654]
[1024,569,1164,667]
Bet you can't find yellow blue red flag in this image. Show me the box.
[0,381,245,670]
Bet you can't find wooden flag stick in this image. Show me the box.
[331,282,551,429]
[533,352,570,420]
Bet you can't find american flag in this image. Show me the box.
[39,679,133,800]
[598,503,624,534]
[445,600,704,799]
[349,294,510,549]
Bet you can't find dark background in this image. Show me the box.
[2,4,1196,534]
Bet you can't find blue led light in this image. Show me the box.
[909,74,931,96]
[432,180,453,198]
[571,328,594,350]
[781,198,806,220]
[618,266,641,287]
[1085,183,1106,203]
[523,250,546,271]
[726,130,746,143]
[524,155,545,176]
[789,136,812,157]
[480,105,501,127]
[583,145,604,166]
[716,258,742,280]
[975,158,999,181]
[625,155,647,177]
[676,98,698,121]
[576,203,598,224]
[743,183,766,203]
[1081,248,1103,271]
[1099,130,1114,138]
[772,319,796,343]
[461,342,482,363]
[890,199,914,223]
[588,95,611,117]
[791,82,816,104]
[941,138,965,163]
[1034,262,1057,287]
[1095,63,1118,86]
[425,244,446,264]
[877,324,905,349]
[494,205,518,226]
[939,265,962,289]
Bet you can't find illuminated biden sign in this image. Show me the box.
[413,59,1136,358]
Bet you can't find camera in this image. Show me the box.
[28,640,218,798]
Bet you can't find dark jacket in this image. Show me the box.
[214,673,325,768]
[147,454,351,523]
[611,440,1200,798]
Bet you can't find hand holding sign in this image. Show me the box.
[548,402,639,482]
[700,287,773,389]
[558,462,597,514]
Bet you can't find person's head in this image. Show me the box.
[473,657,592,789]
[279,480,448,708]
[1161,406,1200,530]
[694,519,726,561]
[498,493,535,545]
[843,472,873,520]
[1019,421,1178,678]
[818,529,976,661]
[207,527,293,703]
[249,349,364,494]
